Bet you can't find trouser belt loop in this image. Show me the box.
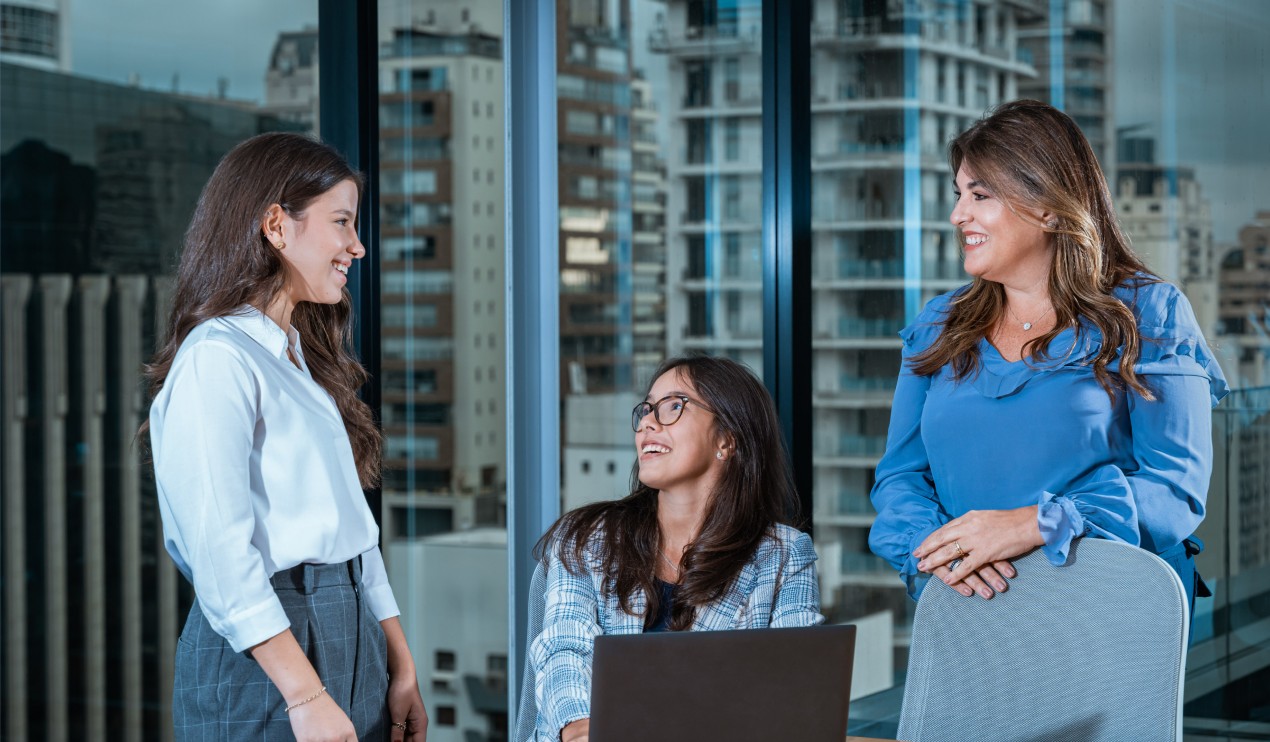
[302,563,317,595]
[349,555,363,585]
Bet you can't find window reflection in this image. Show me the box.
[810,1,1270,734]
[1,3,318,738]
[377,3,509,740]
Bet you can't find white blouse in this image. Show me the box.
[150,306,399,652]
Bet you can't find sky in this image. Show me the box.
[1114,0,1270,243]
[68,0,1269,243]
[70,0,316,103]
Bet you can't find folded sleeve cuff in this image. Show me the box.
[553,701,591,740]
[891,524,942,600]
[209,595,292,653]
[363,582,401,622]
[359,547,401,621]
[1037,492,1086,566]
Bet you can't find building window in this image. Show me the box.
[436,706,457,726]
[488,653,508,675]
[0,5,58,60]
[684,60,712,107]
[435,650,456,672]
[724,57,740,102]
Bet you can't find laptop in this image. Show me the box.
[589,624,856,742]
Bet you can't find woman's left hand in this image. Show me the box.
[387,673,428,741]
[914,506,1045,591]
[381,617,428,741]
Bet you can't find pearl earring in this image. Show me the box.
[716,451,724,460]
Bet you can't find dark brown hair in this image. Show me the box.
[535,355,800,631]
[141,132,382,486]
[910,99,1156,400]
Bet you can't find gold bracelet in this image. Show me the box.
[284,686,327,714]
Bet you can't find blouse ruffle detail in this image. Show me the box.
[1037,493,1087,566]
[897,281,1229,405]
[1114,325,1229,408]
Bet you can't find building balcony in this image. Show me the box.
[811,16,886,44]
[821,315,906,341]
[647,24,760,56]
[832,375,897,394]
[817,433,889,460]
[825,258,965,283]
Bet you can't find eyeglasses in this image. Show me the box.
[631,394,713,431]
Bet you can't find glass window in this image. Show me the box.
[815,2,1270,737]
[377,4,508,742]
[556,0,764,519]
[0,3,318,737]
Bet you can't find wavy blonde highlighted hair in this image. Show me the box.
[910,99,1157,401]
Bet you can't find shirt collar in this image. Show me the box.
[222,305,301,361]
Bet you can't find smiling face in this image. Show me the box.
[634,367,727,497]
[270,178,365,309]
[950,164,1054,288]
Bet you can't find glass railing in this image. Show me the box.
[835,490,876,516]
[833,258,963,280]
[817,433,889,458]
[835,316,906,339]
[847,386,1270,741]
[1184,386,1270,739]
[832,376,897,393]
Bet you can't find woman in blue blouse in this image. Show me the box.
[529,356,823,742]
[869,100,1227,606]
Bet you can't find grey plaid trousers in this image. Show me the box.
[173,559,390,741]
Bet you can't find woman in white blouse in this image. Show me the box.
[145,133,427,741]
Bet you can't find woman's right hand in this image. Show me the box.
[562,718,590,742]
[933,560,1016,599]
[287,693,358,741]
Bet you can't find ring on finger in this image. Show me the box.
[953,541,967,559]
[393,721,408,731]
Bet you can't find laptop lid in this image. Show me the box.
[589,624,856,742]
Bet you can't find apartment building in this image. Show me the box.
[652,0,1048,655]
[377,4,509,535]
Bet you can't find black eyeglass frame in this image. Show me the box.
[631,394,715,432]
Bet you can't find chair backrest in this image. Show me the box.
[898,538,1188,742]
[513,560,548,742]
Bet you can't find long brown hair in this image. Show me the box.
[141,132,382,486]
[911,99,1156,400]
[536,355,801,631]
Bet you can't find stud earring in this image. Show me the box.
[275,241,286,250]
[716,451,724,460]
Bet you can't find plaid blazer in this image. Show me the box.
[528,523,823,740]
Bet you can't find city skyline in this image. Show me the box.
[64,0,1270,244]
[5,1,1270,739]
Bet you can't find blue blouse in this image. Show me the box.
[868,279,1229,597]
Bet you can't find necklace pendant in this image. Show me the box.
[1022,322,1032,331]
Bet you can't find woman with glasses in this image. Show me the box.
[527,355,823,742]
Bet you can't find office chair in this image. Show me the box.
[513,560,548,742]
[898,538,1189,742]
